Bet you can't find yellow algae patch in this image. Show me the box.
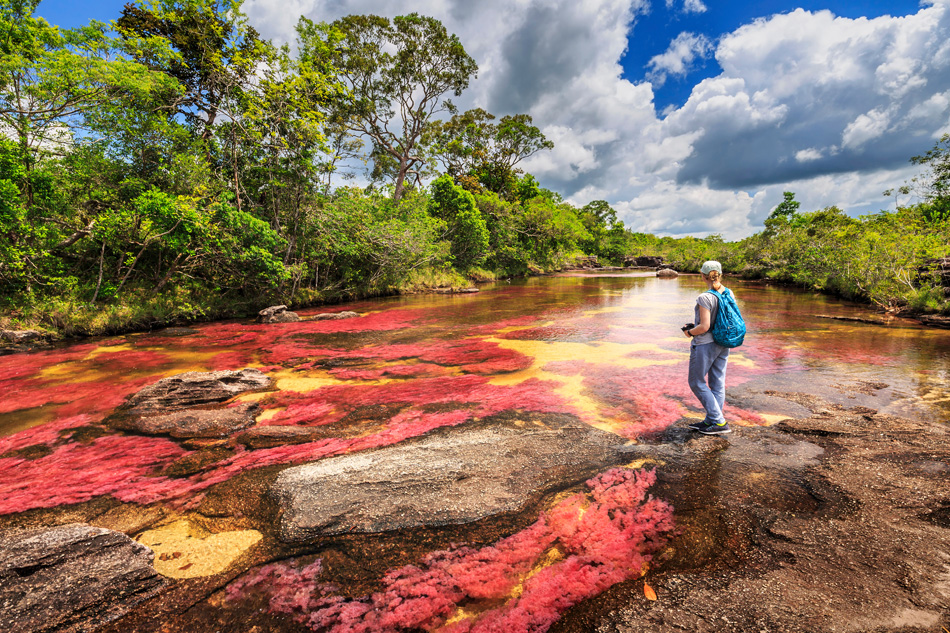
[724,353,757,369]
[256,407,286,423]
[488,337,684,373]
[267,368,372,393]
[137,520,262,579]
[484,337,692,435]
[85,343,137,358]
[510,547,565,599]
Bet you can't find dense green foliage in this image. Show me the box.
[0,0,947,335]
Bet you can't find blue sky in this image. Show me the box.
[34,1,950,239]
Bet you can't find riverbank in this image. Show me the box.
[0,267,495,348]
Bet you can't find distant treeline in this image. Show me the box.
[0,1,947,335]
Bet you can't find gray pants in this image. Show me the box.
[688,342,730,424]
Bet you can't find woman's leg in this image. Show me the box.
[707,346,730,413]
[688,343,725,424]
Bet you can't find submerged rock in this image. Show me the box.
[110,403,259,438]
[0,524,165,633]
[310,310,361,320]
[257,305,300,323]
[121,369,274,414]
[271,417,629,542]
[234,425,329,449]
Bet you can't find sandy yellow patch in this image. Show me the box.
[137,520,262,579]
[757,413,793,425]
[623,458,664,469]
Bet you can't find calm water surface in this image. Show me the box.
[2,273,948,632]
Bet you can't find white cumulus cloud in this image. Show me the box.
[647,32,713,87]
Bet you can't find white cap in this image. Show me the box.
[700,260,722,275]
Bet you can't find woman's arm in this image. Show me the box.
[691,306,712,335]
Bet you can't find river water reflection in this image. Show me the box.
[1,272,948,632]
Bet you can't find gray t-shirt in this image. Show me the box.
[692,291,720,346]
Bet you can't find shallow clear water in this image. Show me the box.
[2,273,948,632]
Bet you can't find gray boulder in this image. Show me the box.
[656,268,679,278]
[257,305,300,323]
[0,524,165,633]
[271,418,629,542]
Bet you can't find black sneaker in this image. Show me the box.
[690,420,732,435]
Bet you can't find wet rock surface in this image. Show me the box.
[257,305,300,323]
[0,523,166,633]
[309,310,360,320]
[571,396,950,633]
[272,417,630,542]
[109,402,259,438]
[234,425,330,449]
[119,369,273,414]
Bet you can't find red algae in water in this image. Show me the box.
[227,468,674,633]
[0,414,93,454]
[0,434,189,514]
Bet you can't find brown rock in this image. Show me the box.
[0,524,166,633]
[234,425,328,449]
[121,369,274,414]
[109,403,259,438]
[256,305,300,324]
[656,268,679,278]
[0,329,43,343]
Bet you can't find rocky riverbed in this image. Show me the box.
[2,381,947,633]
[1,276,948,632]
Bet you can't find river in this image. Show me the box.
[2,272,948,632]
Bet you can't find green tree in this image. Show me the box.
[0,0,172,196]
[328,13,477,202]
[429,174,488,269]
[116,0,264,148]
[428,108,552,197]
[768,191,800,220]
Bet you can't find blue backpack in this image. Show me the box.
[706,287,746,348]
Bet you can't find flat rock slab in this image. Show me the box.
[271,418,629,542]
[310,311,360,320]
[110,403,259,438]
[235,425,329,449]
[122,369,274,413]
[0,524,165,633]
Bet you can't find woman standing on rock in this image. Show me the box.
[683,261,732,435]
